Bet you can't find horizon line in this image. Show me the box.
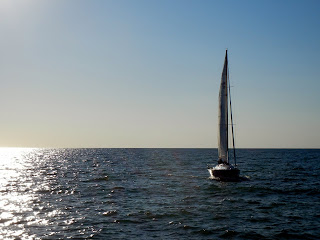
[1,147,319,150]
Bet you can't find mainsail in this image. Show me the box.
[218,50,228,163]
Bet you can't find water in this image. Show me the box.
[0,148,319,239]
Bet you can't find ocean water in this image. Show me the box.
[0,148,319,239]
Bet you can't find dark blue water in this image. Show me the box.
[0,148,319,239]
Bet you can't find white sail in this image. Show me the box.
[218,50,228,163]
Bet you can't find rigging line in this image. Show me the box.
[225,50,229,164]
[228,62,237,166]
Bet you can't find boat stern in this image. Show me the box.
[208,164,240,181]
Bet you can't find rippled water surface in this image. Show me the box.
[0,148,319,239]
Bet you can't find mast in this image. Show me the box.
[226,51,229,163]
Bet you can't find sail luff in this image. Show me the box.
[218,50,228,163]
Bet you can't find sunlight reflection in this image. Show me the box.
[0,148,48,239]
[0,147,35,166]
[0,148,87,238]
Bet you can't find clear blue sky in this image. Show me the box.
[0,0,319,148]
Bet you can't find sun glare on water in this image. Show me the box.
[0,148,47,239]
[0,147,32,166]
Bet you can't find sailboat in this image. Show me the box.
[208,50,240,181]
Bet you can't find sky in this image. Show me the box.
[0,0,319,148]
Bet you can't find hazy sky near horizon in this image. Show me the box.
[1,0,320,148]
